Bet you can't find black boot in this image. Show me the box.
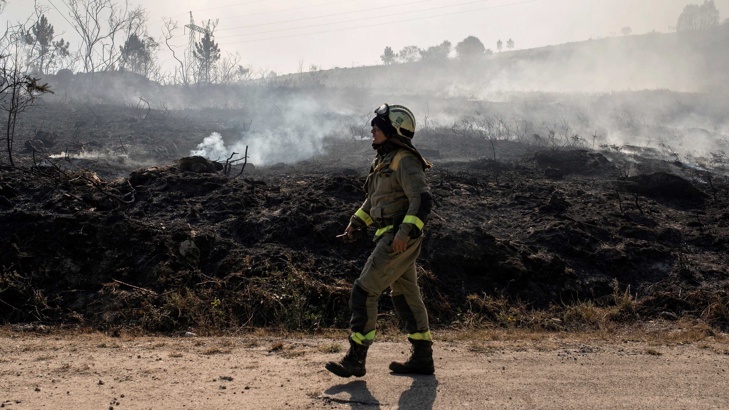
[389,338,434,375]
[325,339,369,378]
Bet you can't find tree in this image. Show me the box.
[507,38,514,50]
[621,26,633,36]
[677,0,720,32]
[24,14,71,75]
[397,45,421,63]
[697,0,720,27]
[1,28,53,166]
[678,4,700,31]
[64,0,147,72]
[419,40,451,63]
[119,33,157,76]
[455,36,485,59]
[193,31,220,83]
[497,39,503,52]
[161,18,190,85]
[380,46,395,65]
[214,55,248,85]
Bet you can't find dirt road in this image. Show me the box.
[1,330,727,409]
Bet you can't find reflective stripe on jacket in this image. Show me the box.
[351,148,431,240]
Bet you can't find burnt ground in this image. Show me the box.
[1,103,728,333]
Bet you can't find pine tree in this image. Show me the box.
[120,33,157,76]
[193,32,220,83]
[380,46,395,65]
[24,14,69,74]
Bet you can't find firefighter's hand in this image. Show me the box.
[336,223,360,243]
[392,235,408,253]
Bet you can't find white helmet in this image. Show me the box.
[374,103,416,139]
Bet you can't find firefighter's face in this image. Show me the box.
[371,125,387,144]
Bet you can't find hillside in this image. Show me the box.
[270,27,729,95]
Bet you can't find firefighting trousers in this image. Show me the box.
[349,231,429,337]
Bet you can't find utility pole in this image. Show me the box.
[185,11,210,64]
[185,11,218,82]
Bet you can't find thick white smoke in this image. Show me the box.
[190,132,228,159]
[189,95,368,166]
[189,128,329,166]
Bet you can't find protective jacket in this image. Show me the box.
[350,148,432,241]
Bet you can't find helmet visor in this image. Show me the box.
[374,103,389,116]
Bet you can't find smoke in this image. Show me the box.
[35,28,729,172]
[190,128,329,166]
[231,128,325,165]
[189,96,364,166]
[190,132,228,159]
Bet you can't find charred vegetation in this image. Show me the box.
[1,101,728,334]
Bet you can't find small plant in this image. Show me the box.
[608,279,638,323]
[612,279,635,311]
[561,300,603,330]
[201,347,228,355]
[318,343,341,354]
[701,293,729,330]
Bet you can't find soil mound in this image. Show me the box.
[621,172,709,206]
[534,149,616,178]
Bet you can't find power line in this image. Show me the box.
[217,0,540,42]
[46,0,76,29]
[158,0,367,40]
[217,0,433,32]
[194,0,364,21]
[221,0,541,46]
[169,0,363,21]
[169,0,270,18]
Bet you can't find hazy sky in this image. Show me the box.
[4,0,728,75]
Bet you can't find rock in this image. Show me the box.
[179,240,200,264]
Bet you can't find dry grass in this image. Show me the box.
[1,296,726,350]
[318,342,342,354]
[434,318,728,349]
[200,347,231,355]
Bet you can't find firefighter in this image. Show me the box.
[326,103,435,377]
